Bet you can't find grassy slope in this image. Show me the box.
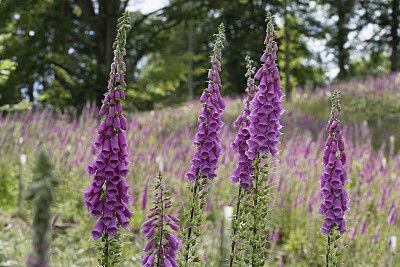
[0,73,399,266]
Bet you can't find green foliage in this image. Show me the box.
[0,161,17,209]
[97,233,123,267]
[0,99,32,112]
[325,227,342,267]
[230,156,272,267]
[293,86,400,152]
[180,176,210,266]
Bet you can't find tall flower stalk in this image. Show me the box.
[142,172,182,267]
[319,91,349,266]
[232,13,284,266]
[181,23,225,265]
[26,152,59,267]
[83,11,132,266]
[229,55,257,266]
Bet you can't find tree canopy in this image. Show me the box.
[0,0,398,111]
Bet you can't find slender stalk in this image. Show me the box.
[326,231,331,267]
[183,175,200,264]
[103,234,109,267]
[18,166,23,216]
[251,157,260,267]
[219,217,225,265]
[156,182,164,267]
[229,186,243,267]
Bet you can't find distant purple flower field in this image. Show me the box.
[0,73,399,265]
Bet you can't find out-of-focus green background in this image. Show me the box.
[0,0,398,111]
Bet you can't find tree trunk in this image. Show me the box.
[390,0,399,71]
[336,0,348,80]
[187,3,194,101]
[27,84,34,102]
[76,0,124,105]
[284,0,291,101]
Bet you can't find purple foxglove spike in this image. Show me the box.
[245,18,283,161]
[141,173,181,266]
[186,25,225,181]
[84,12,132,240]
[319,91,348,235]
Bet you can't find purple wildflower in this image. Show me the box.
[141,180,149,211]
[246,14,284,160]
[142,172,181,267]
[319,91,349,235]
[231,56,257,188]
[83,13,132,240]
[186,24,225,181]
[387,202,397,225]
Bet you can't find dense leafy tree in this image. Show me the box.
[0,0,397,110]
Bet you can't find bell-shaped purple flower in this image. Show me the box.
[246,15,284,160]
[319,91,349,235]
[231,56,257,188]
[186,24,225,181]
[141,173,181,266]
[83,17,133,239]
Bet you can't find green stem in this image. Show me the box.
[156,182,164,267]
[251,157,260,267]
[229,186,243,267]
[326,231,331,267]
[103,234,109,267]
[183,176,200,265]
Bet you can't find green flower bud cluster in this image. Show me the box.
[180,176,210,266]
[26,152,59,267]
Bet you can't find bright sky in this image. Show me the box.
[127,0,169,14]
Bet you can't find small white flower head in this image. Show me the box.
[156,155,164,173]
[20,154,27,166]
[389,236,397,254]
[224,205,233,221]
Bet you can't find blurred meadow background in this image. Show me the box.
[0,0,400,266]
